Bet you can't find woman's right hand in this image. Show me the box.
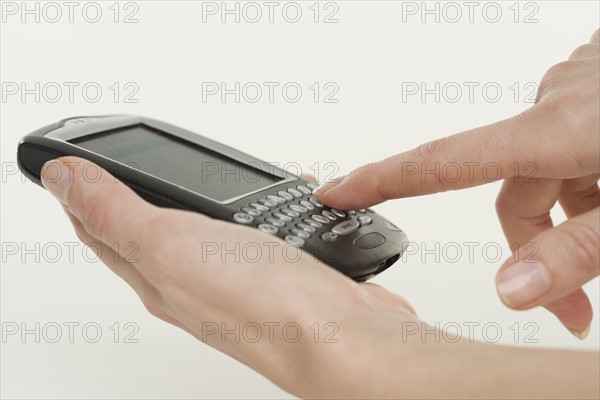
[316,29,600,338]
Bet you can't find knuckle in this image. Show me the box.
[73,225,88,243]
[417,139,447,166]
[141,296,169,320]
[562,181,600,203]
[569,43,599,60]
[495,188,512,217]
[135,285,173,321]
[138,211,192,282]
[495,187,551,229]
[544,60,576,81]
[558,221,600,276]
[349,161,378,179]
[569,44,587,60]
[416,140,448,191]
[532,86,591,147]
[78,193,109,240]
[537,61,576,99]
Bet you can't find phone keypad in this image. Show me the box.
[233,213,254,224]
[331,219,360,236]
[296,223,316,233]
[250,203,269,212]
[285,235,305,247]
[309,197,323,208]
[258,223,278,235]
[322,210,337,221]
[242,207,261,217]
[290,229,310,239]
[289,204,308,214]
[266,217,286,227]
[296,185,312,195]
[330,209,346,218]
[257,198,278,208]
[287,188,303,198]
[277,191,294,201]
[306,182,319,191]
[321,232,339,242]
[299,200,315,210]
[303,218,322,228]
[272,212,292,222]
[358,215,372,225]
[280,208,300,218]
[267,195,286,205]
[233,184,370,247]
[311,214,329,224]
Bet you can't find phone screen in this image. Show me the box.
[70,125,283,202]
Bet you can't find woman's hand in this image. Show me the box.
[316,29,600,338]
[40,156,423,397]
[41,156,599,399]
[37,29,600,398]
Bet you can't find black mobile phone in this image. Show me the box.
[17,115,408,281]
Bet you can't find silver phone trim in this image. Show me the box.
[45,116,296,205]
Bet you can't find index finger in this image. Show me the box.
[316,114,543,210]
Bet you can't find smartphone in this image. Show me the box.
[17,115,408,281]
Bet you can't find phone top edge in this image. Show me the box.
[17,114,303,205]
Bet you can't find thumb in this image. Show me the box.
[40,156,159,255]
[495,207,599,322]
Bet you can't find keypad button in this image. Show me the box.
[303,218,322,228]
[278,191,294,201]
[297,185,312,195]
[267,195,286,205]
[289,204,308,214]
[358,216,373,225]
[258,224,278,235]
[266,217,286,227]
[331,208,346,218]
[287,188,303,198]
[233,213,254,224]
[306,182,318,191]
[299,200,315,211]
[358,209,367,214]
[311,215,330,224]
[285,235,305,247]
[331,219,360,236]
[309,196,323,208]
[273,212,292,222]
[321,232,339,242]
[280,208,300,218]
[242,207,261,217]
[258,198,278,208]
[250,203,269,212]
[386,221,402,232]
[296,223,316,233]
[322,210,337,221]
[290,229,310,239]
[346,210,357,215]
[354,232,386,249]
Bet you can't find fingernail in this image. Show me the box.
[313,175,345,196]
[41,160,71,204]
[496,261,551,308]
[569,326,590,340]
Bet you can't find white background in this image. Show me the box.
[1,1,599,398]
